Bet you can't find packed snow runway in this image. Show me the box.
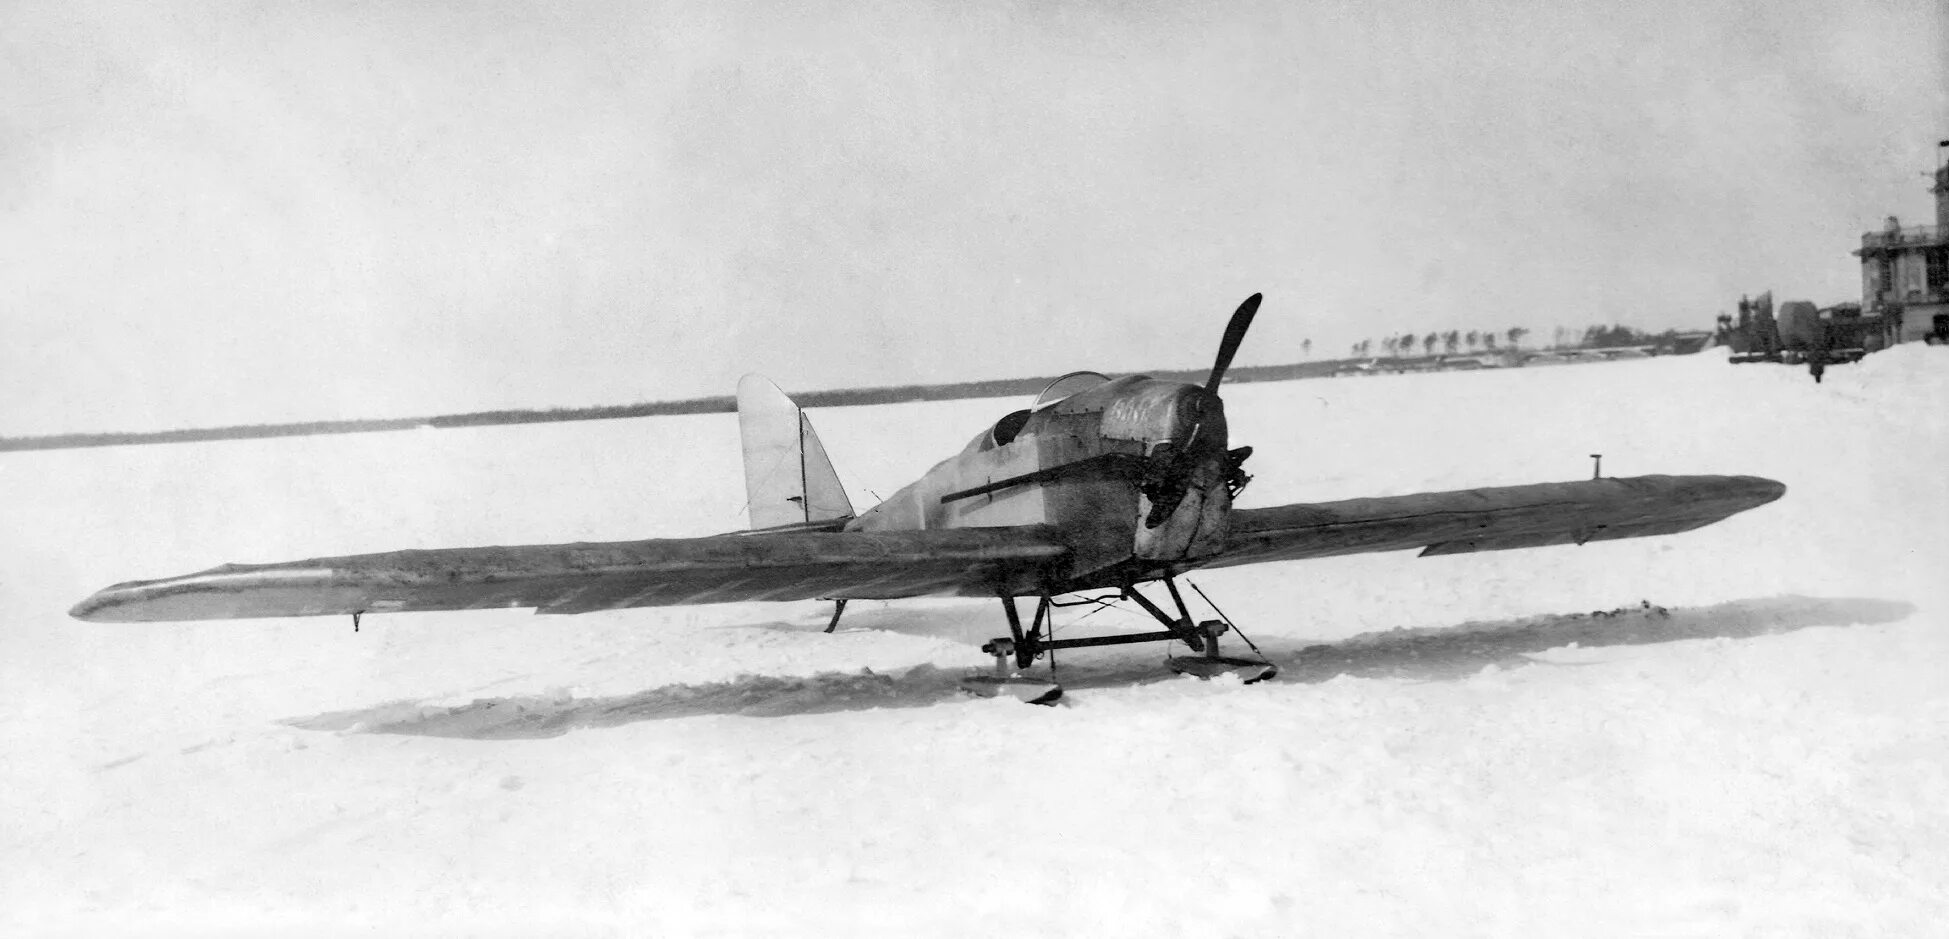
[5,349,1947,936]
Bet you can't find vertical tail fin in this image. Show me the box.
[737,374,855,530]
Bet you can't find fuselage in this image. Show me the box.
[846,374,1245,590]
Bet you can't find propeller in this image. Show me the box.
[1144,294,1262,526]
[1203,292,1262,394]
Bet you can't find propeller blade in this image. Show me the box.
[1204,293,1262,394]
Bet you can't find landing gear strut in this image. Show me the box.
[1145,577,1277,683]
[961,596,1064,704]
[982,595,1053,671]
[962,577,1277,702]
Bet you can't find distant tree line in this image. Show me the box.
[1345,324,1685,357]
[6,324,1702,453]
[1,359,1358,452]
[1349,327,1530,358]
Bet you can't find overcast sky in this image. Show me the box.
[4,0,1945,433]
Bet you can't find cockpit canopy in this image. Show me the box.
[974,371,1114,452]
[1032,371,1111,409]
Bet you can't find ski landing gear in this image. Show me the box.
[957,578,1277,703]
[960,596,1064,705]
[1146,579,1278,685]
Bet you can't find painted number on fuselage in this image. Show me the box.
[1102,394,1168,442]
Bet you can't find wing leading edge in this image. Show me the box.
[1204,474,1785,569]
[70,527,1072,623]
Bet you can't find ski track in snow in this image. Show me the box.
[4,347,1948,936]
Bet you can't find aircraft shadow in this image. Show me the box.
[285,595,1912,740]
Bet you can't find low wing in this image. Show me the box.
[70,527,1071,623]
[1203,474,1784,569]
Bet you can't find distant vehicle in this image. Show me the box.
[72,295,1787,704]
[1724,295,1889,365]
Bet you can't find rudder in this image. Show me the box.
[737,374,855,529]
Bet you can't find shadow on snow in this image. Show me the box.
[285,595,1912,739]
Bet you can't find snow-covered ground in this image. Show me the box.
[4,348,1946,936]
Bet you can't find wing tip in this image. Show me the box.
[1717,475,1786,511]
[69,579,149,622]
[69,581,168,622]
[68,595,112,622]
[67,565,346,623]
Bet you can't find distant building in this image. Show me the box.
[1854,141,1949,343]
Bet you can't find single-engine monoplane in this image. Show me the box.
[72,295,1785,702]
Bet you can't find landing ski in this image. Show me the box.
[1167,655,1278,684]
[959,675,1063,705]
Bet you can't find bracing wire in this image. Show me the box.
[1187,579,1269,660]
